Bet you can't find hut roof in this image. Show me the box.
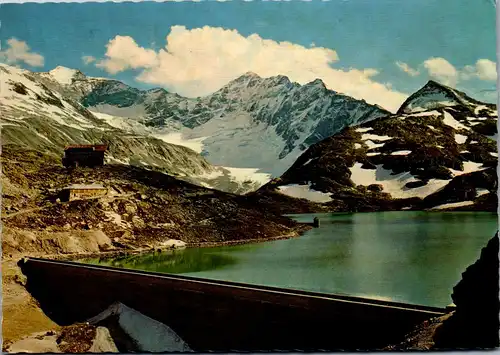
[64,184,106,190]
[64,144,108,151]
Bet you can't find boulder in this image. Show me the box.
[131,216,146,229]
[159,239,187,249]
[367,184,383,192]
[124,204,137,215]
[405,180,427,189]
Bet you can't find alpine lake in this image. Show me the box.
[83,211,498,307]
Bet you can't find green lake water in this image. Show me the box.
[84,211,498,307]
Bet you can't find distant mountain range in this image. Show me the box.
[1,63,497,211]
[42,66,389,176]
[260,80,498,212]
[0,64,269,193]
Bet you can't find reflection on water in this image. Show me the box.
[85,212,498,307]
[85,249,237,274]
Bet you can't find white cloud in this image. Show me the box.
[395,57,497,88]
[476,59,497,81]
[395,61,420,77]
[95,26,408,112]
[462,59,497,81]
[82,55,96,65]
[0,38,44,67]
[406,57,498,87]
[96,35,158,74]
[423,57,458,87]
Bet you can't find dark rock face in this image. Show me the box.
[11,81,28,95]
[367,184,383,192]
[405,180,427,189]
[433,233,499,349]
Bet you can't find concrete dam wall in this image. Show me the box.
[19,258,447,352]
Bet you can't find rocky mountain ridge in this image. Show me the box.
[38,66,390,176]
[259,80,498,212]
[398,80,494,115]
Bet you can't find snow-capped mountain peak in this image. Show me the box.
[306,78,327,89]
[224,71,261,87]
[264,92,498,212]
[45,66,84,85]
[397,80,492,115]
[241,71,261,78]
[0,63,250,192]
[68,68,391,176]
[13,64,391,180]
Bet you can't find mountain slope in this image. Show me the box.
[260,81,498,212]
[1,145,308,257]
[0,63,267,192]
[397,80,496,115]
[185,74,390,175]
[60,69,390,176]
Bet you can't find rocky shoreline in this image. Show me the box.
[5,228,309,263]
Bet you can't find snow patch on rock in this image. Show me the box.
[159,239,186,249]
[355,127,373,133]
[431,201,475,210]
[154,132,207,154]
[403,88,456,113]
[278,183,332,203]
[349,163,448,198]
[442,111,470,131]
[390,150,412,156]
[223,167,272,185]
[408,110,441,117]
[476,188,490,197]
[454,134,468,144]
[365,140,386,149]
[196,169,225,180]
[450,161,487,176]
[361,133,392,141]
[47,66,78,85]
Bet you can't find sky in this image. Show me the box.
[0,0,497,112]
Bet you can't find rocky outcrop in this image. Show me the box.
[433,233,499,349]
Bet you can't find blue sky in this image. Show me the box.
[1,0,497,111]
